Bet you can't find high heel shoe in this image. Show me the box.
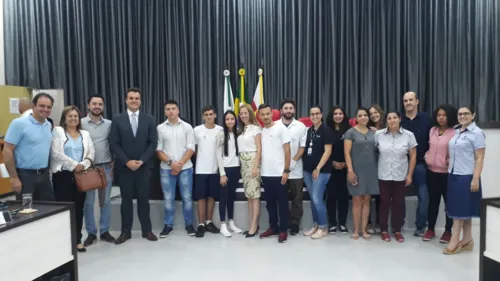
[443,243,463,255]
[461,240,474,251]
[245,226,260,238]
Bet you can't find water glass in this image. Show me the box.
[22,193,33,210]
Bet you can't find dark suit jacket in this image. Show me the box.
[109,111,157,171]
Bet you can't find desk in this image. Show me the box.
[0,139,13,197]
[480,198,500,281]
[0,202,78,281]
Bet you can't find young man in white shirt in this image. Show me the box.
[193,105,223,237]
[276,99,307,235]
[156,100,196,237]
[258,104,292,243]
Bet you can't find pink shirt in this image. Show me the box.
[425,127,455,173]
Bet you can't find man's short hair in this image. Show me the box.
[202,105,216,114]
[88,94,105,104]
[32,92,54,106]
[164,99,179,108]
[126,87,141,98]
[280,99,296,110]
[258,104,272,111]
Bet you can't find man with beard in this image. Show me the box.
[275,99,307,235]
[2,93,55,201]
[81,94,116,245]
[258,104,291,243]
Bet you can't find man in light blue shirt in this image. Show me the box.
[2,93,55,200]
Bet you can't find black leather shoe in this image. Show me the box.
[290,225,299,236]
[142,232,158,241]
[100,232,116,243]
[115,233,132,245]
[83,234,97,247]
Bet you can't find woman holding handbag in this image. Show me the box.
[51,105,95,253]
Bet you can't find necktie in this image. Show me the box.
[131,113,138,137]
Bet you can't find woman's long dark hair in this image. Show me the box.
[432,104,458,128]
[326,106,350,134]
[223,110,239,157]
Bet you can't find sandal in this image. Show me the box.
[362,233,372,240]
[351,233,360,240]
[461,240,474,251]
[443,243,463,255]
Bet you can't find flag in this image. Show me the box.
[222,69,234,112]
[235,67,250,116]
[251,68,264,112]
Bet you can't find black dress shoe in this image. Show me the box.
[83,234,97,247]
[115,233,132,245]
[290,225,299,236]
[142,232,158,241]
[100,232,116,243]
[76,244,87,253]
[205,222,220,233]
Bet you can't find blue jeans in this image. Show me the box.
[84,163,113,235]
[304,171,331,228]
[160,168,194,227]
[413,163,429,229]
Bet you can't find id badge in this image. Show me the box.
[307,147,312,155]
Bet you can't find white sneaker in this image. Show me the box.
[228,220,243,234]
[304,225,318,236]
[220,223,232,237]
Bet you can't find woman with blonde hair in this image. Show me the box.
[237,104,262,237]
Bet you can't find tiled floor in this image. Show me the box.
[78,228,479,281]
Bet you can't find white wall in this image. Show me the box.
[482,129,500,198]
[31,89,65,123]
[0,0,5,85]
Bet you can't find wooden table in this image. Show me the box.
[0,139,13,197]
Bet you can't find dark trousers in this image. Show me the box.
[287,178,303,226]
[379,180,406,232]
[16,170,54,201]
[368,195,381,225]
[52,171,86,243]
[262,176,289,233]
[427,170,453,232]
[219,167,239,221]
[118,167,152,234]
[326,169,349,226]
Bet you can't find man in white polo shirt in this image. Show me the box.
[258,104,291,243]
[276,99,307,236]
[193,105,223,237]
[156,99,196,238]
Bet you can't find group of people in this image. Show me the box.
[2,89,485,256]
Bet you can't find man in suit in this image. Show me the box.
[110,87,158,244]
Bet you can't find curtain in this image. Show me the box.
[4,0,500,124]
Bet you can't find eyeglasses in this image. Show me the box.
[310,113,322,116]
[457,112,471,117]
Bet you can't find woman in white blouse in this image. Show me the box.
[237,104,262,237]
[51,105,95,252]
[216,110,244,237]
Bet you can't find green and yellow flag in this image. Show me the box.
[234,68,251,116]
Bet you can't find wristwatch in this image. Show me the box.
[283,169,290,174]
[166,160,173,166]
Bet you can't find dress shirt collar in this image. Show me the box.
[382,127,404,134]
[127,109,140,117]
